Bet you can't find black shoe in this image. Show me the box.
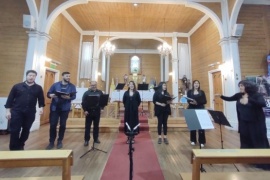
[164,138,169,145]
[46,143,54,150]
[158,138,162,144]
[94,139,100,144]
[84,141,89,146]
[57,141,63,149]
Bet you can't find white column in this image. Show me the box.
[23,31,39,80]
[219,38,238,130]
[101,52,106,81]
[171,34,179,102]
[229,37,242,90]
[160,55,164,81]
[91,32,100,81]
[164,55,169,82]
[106,55,111,94]
[23,31,50,131]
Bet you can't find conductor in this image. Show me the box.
[82,81,104,146]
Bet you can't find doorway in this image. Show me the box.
[209,70,224,111]
[40,69,58,125]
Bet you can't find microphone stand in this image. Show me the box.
[125,123,140,180]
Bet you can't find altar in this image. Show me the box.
[110,89,155,102]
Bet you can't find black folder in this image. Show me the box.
[99,94,109,107]
[55,91,76,97]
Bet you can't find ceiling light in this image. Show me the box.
[158,18,172,56]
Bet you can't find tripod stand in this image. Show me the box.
[209,110,239,172]
[80,140,107,158]
[125,123,140,180]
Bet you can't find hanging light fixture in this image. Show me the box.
[158,18,172,56]
[102,17,115,56]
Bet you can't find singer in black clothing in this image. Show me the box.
[219,80,269,149]
[5,70,45,150]
[123,81,141,144]
[82,81,104,146]
[153,82,172,144]
[186,80,207,147]
[220,80,270,170]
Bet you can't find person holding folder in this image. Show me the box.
[153,82,172,144]
[82,81,104,146]
[46,72,76,150]
[186,80,207,147]
[123,81,141,144]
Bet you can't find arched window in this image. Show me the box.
[130,55,141,74]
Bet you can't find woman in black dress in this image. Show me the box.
[187,80,207,147]
[153,82,171,144]
[219,80,269,149]
[123,81,141,144]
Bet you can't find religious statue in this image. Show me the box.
[142,74,146,84]
[124,74,129,85]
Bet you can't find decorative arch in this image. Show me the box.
[97,36,166,57]
[26,0,38,20]
[229,0,244,32]
[44,0,88,33]
[44,0,224,38]
[185,1,224,38]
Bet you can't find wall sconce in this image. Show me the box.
[97,72,101,76]
[169,72,173,76]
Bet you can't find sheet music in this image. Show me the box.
[195,110,214,130]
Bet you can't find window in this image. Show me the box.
[130,55,141,74]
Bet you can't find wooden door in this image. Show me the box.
[212,71,224,112]
[40,70,55,125]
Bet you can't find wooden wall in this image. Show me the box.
[109,53,160,91]
[190,19,222,107]
[0,0,29,96]
[238,5,270,78]
[46,14,81,85]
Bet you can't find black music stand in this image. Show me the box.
[115,83,125,117]
[138,84,149,116]
[125,123,140,180]
[80,94,109,158]
[183,109,215,173]
[208,110,239,171]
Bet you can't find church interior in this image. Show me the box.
[0,0,270,180]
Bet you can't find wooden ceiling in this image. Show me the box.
[67,2,205,33]
[66,2,207,49]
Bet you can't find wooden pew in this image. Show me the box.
[180,172,270,180]
[190,149,270,180]
[0,150,78,180]
[0,176,84,180]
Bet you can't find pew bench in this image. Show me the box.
[0,176,84,180]
[190,149,270,180]
[0,150,77,180]
[180,172,270,180]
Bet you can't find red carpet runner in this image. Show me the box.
[100,132,164,180]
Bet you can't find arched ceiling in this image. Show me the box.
[66,2,205,33]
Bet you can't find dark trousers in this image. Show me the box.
[190,130,206,144]
[49,110,69,143]
[84,111,101,141]
[9,109,36,150]
[157,113,169,136]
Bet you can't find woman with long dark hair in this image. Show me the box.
[219,80,269,149]
[123,81,141,144]
[187,80,207,147]
[153,82,171,144]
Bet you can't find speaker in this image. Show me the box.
[232,24,244,37]
[23,14,35,29]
